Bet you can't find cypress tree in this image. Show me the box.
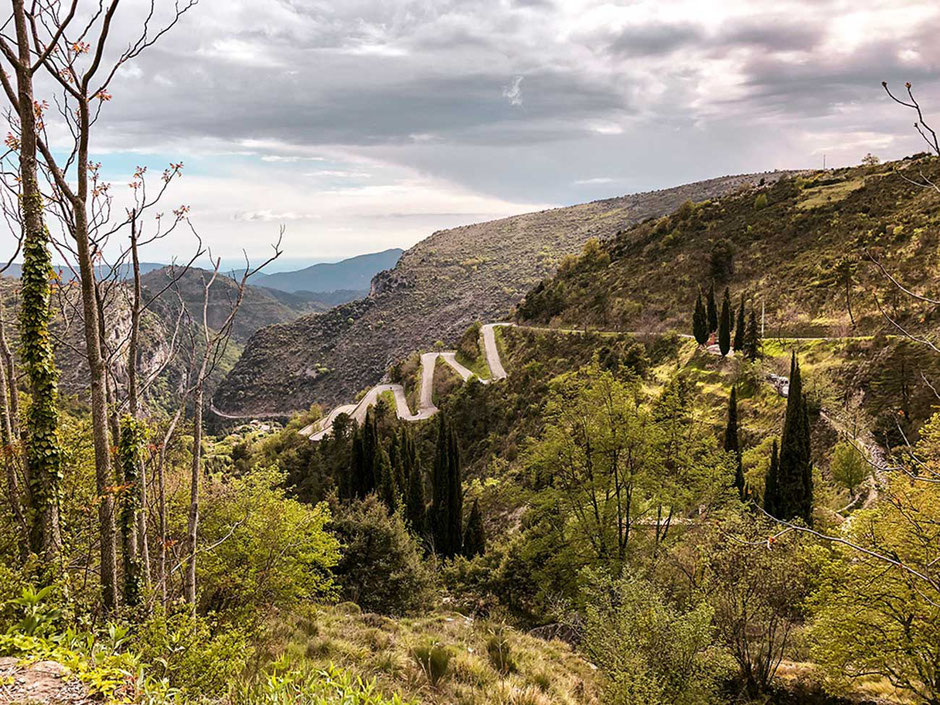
[692,292,708,346]
[377,446,398,511]
[774,354,814,524]
[764,440,779,515]
[733,294,746,351]
[724,386,739,455]
[347,426,364,501]
[718,288,732,356]
[724,387,746,501]
[744,310,761,361]
[404,429,426,534]
[431,413,463,557]
[707,283,718,334]
[463,499,486,557]
[360,410,379,497]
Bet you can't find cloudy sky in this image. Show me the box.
[16,0,940,269]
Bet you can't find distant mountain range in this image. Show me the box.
[249,248,403,294]
[3,248,403,299]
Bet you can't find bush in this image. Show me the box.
[754,193,769,209]
[131,607,250,698]
[410,641,452,687]
[581,571,729,705]
[197,465,340,624]
[709,239,736,283]
[485,625,517,675]
[332,496,436,616]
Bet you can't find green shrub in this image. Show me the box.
[485,625,517,675]
[754,193,769,209]
[410,641,452,687]
[332,496,436,616]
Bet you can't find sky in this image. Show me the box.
[7,0,940,270]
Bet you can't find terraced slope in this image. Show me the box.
[215,171,789,417]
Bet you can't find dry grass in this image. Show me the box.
[264,606,601,705]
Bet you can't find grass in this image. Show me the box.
[796,176,866,210]
[263,606,601,705]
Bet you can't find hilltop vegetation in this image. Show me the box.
[518,156,940,337]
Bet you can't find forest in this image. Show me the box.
[1,2,939,705]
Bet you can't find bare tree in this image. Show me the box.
[179,234,282,606]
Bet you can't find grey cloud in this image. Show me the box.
[607,22,704,57]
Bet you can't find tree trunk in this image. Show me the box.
[183,385,203,605]
[11,0,63,564]
[127,221,150,595]
[72,96,117,612]
[0,296,27,551]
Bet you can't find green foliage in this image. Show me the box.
[233,661,413,705]
[462,499,486,558]
[331,496,436,616]
[733,294,746,351]
[694,513,820,697]
[692,292,708,345]
[829,441,868,496]
[773,354,814,524]
[743,309,761,361]
[18,205,63,560]
[410,640,452,687]
[130,606,251,698]
[118,414,146,606]
[523,366,730,600]
[197,465,339,623]
[718,288,731,356]
[709,239,735,284]
[810,417,940,703]
[754,193,769,210]
[431,413,463,558]
[581,571,729,705]
[485,625,516,676]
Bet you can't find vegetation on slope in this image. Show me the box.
[517,156,940,337]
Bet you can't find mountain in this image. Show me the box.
[140,267,325,344]
[515,155,940,337]
[213,171,791,417]
[1,261,166,280]
[253,248,403,293]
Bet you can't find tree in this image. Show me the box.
[810,464,940,703]
[773,354,813,524]
[743,310,761,361]
[764,440,779,516]
[706,284,718,334]
[332,495,435,616]
[710,239,736,283]
[404,428,426,534]
[696,515,819,698]
[0,1,65,571]
[724,387,746,500]
[733,295,746,351]
[462,499,485,557]
[829,441,868,498]
[582,571,728,705]
[430,413,463,558]
[718,288,732,356]
[692,292,708,346]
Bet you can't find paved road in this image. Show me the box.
[302,326,507,440]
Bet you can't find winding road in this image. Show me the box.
[300,323,511,441]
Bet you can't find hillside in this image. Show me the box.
[516,155,940,337]
[141,267,322,344]
[214,171,789,416]
[256,248,403,294]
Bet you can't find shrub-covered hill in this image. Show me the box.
[516,155,940,338]
[213,171,791,417]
